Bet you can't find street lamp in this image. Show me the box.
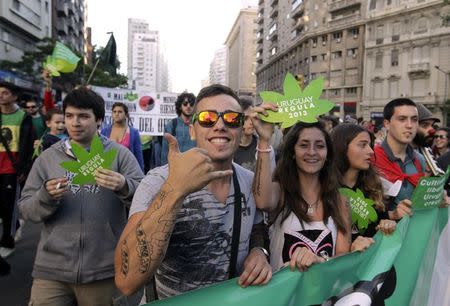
[435,65,449,124]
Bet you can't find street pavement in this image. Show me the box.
[0,221,144,306]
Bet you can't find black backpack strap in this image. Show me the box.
[229,165,242,279]
[171,117,178,137]
[0,113,19,173]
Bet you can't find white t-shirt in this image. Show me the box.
[269,212,337,271]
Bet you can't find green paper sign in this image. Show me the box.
[258,73,335,128]
[60,135,117,185]
[43,42,81,76]
[411,168,450,210]
[339,188,378,232]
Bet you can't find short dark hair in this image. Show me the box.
[0,81,20,98]
[175,92,196,116]
[195,84,240,111]
[45,108,63,122]
[63,87,105,121]
[383,98,416,121]
[238,96,254,112]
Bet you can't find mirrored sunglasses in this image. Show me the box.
[192,110,244,128]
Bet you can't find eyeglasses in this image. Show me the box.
[182,101,195,107]
[434,135,448,139]
[192,110,244,128]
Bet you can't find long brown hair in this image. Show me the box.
[331,123,384,211]
[273,122,348,234]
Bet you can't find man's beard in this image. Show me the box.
[414,131,433,147]
[181,109,193,118]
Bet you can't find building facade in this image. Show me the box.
[209,46,228,85]
[0,0,51,62]
[256,0,367,117]
[52,0,86,55]
[225,8,258,96]
[127,18,169,92]
[362,0,450,123]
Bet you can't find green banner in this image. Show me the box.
[412,169,450,210]
[148,208,448,306]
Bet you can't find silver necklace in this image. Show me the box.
[305,198,320,215]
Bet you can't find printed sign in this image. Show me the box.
[60,135,117,185]
[259,73,335,128]
[339,188,378,232]
[92,86,178,136]
[411,168,450,210]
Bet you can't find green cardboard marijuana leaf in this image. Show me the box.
[60,135,117,185]
[338,188,378,232]
[259,73,335,128]
[124,92,138,101]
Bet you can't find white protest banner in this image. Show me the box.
[92,86,178,136]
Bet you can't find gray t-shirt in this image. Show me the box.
[130,163,261,299]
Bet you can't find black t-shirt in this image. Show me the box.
[234,135,258,172]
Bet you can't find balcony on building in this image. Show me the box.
[56,1,69,17]
[256,12,264,24]
[408,62,430,74]
[269,23,278,41]
[270,6,279,19]
[56,20,68,35]
[270,0,279,8]
[328,12,361,28]
[328,0,361,13]
[291,0,305,19]
[68,2,75,16]
[256,31,264,44]
[293,16,306,30]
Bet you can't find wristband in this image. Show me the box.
[256,247,270,261]
[256,145,273,153]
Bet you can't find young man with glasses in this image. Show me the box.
[115,84,271,300]
[160,92,197,165]
[24,100,46,140]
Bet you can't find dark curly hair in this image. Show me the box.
[175,92,196,116]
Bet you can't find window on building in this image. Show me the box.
[322,35,328,45]
[349,28,359,38]
[332,32,342,42]
[386,0,392,5]
[392,22,400,41]
[375,53,383,68]
[369,0,377,10]
[415,17,428,34]
[346,87,357,95]
[331,51,342,59]
[310,73,317,79]
[376,25,384,44]
[312,38,317,47]
[391,49,399,66]
[389,79,399,98]
[347,48,358,58]
[321,53,327,60]
[311,55,317,62]
[332,89,340,96]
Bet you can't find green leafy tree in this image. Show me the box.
[443,0,450,26]
[0,38,128,91]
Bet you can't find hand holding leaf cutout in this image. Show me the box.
[259,73,335,128]
[60,135,117,185]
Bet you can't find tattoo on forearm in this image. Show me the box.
[121,239,129,277]
[136,221,151,273]
[253,157,263,196]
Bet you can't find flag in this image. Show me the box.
[43,42,81,76]
[148,207,449,306]
[99,33,117,75]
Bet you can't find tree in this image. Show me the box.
[0,38,128,91]
[443,0,450,26]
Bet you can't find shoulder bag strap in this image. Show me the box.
[229,165,242,279]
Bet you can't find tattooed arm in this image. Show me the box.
[114,134,233,295]
[249,104,281,212]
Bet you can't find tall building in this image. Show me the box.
[225,8,258,96]
[0,0,51,62]
[209,46,227,85]
[127,18,169,92]
[256,0,367,117]
[52,0,86,55]
[362,0,450,123]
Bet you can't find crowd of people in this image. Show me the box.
[0,78,449,305]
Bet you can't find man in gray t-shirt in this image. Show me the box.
[115,84,272,299]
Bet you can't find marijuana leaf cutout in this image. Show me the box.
[259,73,335,128]
[338,188,378,233]
[60,135,117,185]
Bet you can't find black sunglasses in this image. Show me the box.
[182,100,195,107]
[192,110,244,128]
[434,135,448,139]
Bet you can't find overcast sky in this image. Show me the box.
[87,0,257,94]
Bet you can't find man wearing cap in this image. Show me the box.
[413,103,440,148]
